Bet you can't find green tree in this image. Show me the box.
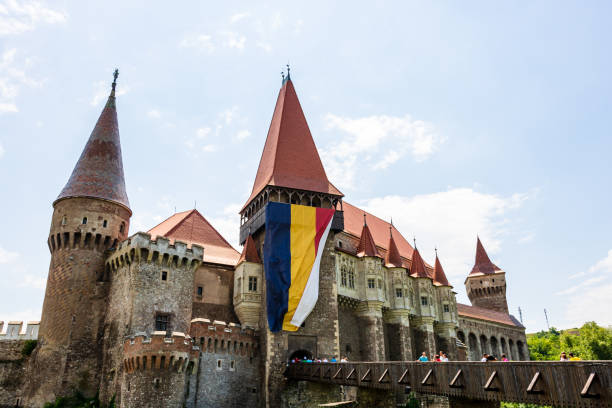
[527,328,561,360]
[561,321,612,360]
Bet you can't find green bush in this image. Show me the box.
[21,339,37,357]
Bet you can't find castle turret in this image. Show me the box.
[233,234,263,328]
[465,237,509,314]
[410,246,437,357]
[26,71,132,405]
[432,252,458,358]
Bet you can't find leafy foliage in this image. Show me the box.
[21,339,37,357]
[527,321,612,361]
[43,392,116,408]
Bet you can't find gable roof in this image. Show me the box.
[470,237,502,276]
[148,209,239,266]
[242,78,342,211]
[457,303,523,328]
[55,84,130,211]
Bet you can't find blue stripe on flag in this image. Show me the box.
[263,202,292,332]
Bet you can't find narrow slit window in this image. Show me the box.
[103,220,108,228]
[82,217,87,225]
[161,271,168,281]
[197,286,203,296]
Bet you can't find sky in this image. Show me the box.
[1,0,611,334]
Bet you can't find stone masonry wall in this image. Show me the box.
[457,316,527,361]
[0,340,27,408]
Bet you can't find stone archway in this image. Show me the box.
[289,349,313,362]
[517,340,526,361]
[490,336,499,358]
[500,337,508,358]
[468,333,479,361]
[479,334,489,356]
[508,339,515,360]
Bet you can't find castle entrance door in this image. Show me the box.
[288,334,317,362]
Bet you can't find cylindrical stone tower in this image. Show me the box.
[25,72,131,405]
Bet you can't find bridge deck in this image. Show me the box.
[286,361,612,407]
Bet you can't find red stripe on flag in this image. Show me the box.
[314,208,335,253]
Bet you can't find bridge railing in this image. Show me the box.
[286,361,612,407]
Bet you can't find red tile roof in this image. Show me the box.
[470,237,502,276]
[343,201,414,262]
[433,254,451,287]
[410,247,431,279]
[357,219,381,258]
[148,209,240,266]
[242,79,342,211]
[55,87,130,211]
[457,303,523,328]
[238,234,262,264]
[385,230,403,268]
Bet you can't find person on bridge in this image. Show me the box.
[440,352,449,362]
[330,356,337,362]
[417,352,429,362]
[569,353,581,361]
[560,352,569,361]
[501,354,509,362]
[481,354,489,362]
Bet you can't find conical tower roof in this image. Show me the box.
[433,253,451,286]
[357,216,381,258]
[410,246,430,279]
[238,234,262,264]
[242,75,342,210]
[469,237,502,275]
[55,71,130,211]
[385,227,403,268]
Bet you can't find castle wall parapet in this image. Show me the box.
[123,332,199,374]
[189,318,259,357]
[106,232,204,276]
[0,321,39,340]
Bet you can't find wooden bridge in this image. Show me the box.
[286,361,612,407]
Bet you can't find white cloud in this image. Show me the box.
[0,246,18,263]
[236,129,251,141]
[221,31,246,49]
[90,80,128,106]
[361,188,531,280]
[0,48,41,113]
[561,249,612,327]
[196,127,211,138]
[256,41,272,53]
[208,203,241,248]
[220,106,238,125]
[147,109,161,119]
[0,141,4,157]
[180,34,215,53]
[230,12,249,23]
[0,0,66,36]
[201,144,217,153]
[19,274,45,289]
[321,114,443,190]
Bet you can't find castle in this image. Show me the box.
[0,71,527,407]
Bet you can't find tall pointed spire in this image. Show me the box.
[55,70,130,211]
[242,72,342,210]
[357,215,381,258]
[433,251,451,286]
[385,226,403,268]
[470,237,501,275]
[410,246,430,279]
[238,234,262,264]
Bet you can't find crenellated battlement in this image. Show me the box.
[106,232,204,274]
[0,320,39,340]
[48,230,119,254]
[123,331,199,374]
[189,318,259,357]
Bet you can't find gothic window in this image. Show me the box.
[341,266,348,287]
[348,269,355,289]
[443,304,450,313]
[395,288,402,298]
[197,286,203,296]
[248,276,257,292]
[421,296,428,306]
[367,278,375,289]
[161,271,168,281]
[82,217,87,225]
[155,314,169,331]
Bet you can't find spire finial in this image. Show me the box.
[281,71,285,83]
[111,68,119,95]
[435,246,438,256]
[363,213,367,226]
[286,63,290,80]
[413,237,417,249]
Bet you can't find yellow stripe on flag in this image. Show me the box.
[283,205,316,331]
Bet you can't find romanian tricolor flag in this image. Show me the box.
[264,202,335,332]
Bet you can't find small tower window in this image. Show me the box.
[197,286,203,296]
[155,314,169,331]
[230,360,236,371]
[216,359,223,370]
[248,276,257,292]
[161,271,168,281]
[61,216,67,226]
[367,279,375,289]
[338,241,343,248]
[82,217,87,225]
[443,304,450,313]
[395,288,403,298]
[119,222,125,233]
[421,296,428,306]
[103,220,108,228]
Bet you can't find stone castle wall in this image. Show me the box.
[457,316,528,361]
[0,340,28,407]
